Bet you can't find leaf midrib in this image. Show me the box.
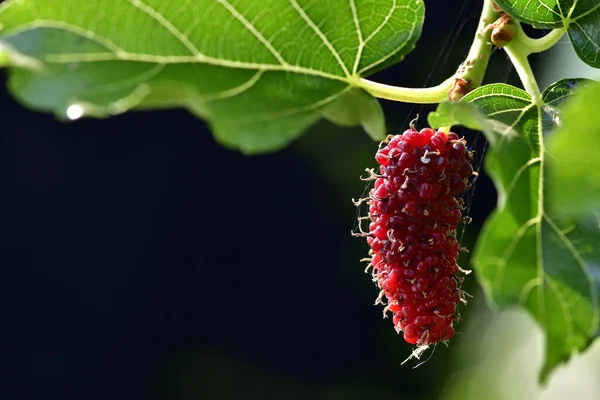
[0,0,421,83]
[469,83,599,352]
[489,95,599,340]
[1,19,351,82]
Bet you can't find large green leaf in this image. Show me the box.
[0,0,425,153]
[431,82,600,381]
[547,80,600,217]
[494,0,600,68]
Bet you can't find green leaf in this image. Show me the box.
[547,80,600,217]
[427,101,488,131]
[494,0,600,68]
[0,0,426,153]
[452,83,600,381]
[321,88,385,141]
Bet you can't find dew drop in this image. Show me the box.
[66,104,84,120]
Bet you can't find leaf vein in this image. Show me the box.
[287,0,350,76]
[233,86,352,125]
[126,0,201,56]
[349,0,363,75]
[543,212,599,334]
[494,217,539,293]
[0,18,348,82]
[572,3,600,22]
[40,50,348,82]
[470,92,531,102]
[571,21,600,53]
[1,20,126,54]
[519,277,542,305]
[487,107,532,117]
[358,3,417,74]
[363,0,397,45]
[535,103,547,336]
[495,104,535,150]
[504,157,541,202]
[215,0,289,66]
[92,64,166,95]
[546,275,575,349]
[203,70,264,102]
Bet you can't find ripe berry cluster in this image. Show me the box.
[357,126,473,347]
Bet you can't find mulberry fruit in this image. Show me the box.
[355,126,474,348]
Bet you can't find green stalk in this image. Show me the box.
[353,76,455,103]
[512,25,566,55]
[453,0,499,91]
[503,41,542,103]
[502,20,562,103]
[356,0,499,103]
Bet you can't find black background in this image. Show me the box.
[1,1,511,399]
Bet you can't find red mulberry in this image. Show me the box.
[355,126,473,348]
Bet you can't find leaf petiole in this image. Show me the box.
[512,25,566,55]
[502,20,560,103]
[355,76,455,104]
[503,42,542,102]
[502,19,566,102]
[357,0,499,104]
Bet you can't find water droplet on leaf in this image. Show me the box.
[66,104,84,120]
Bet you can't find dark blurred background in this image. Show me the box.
[1,1,516,399]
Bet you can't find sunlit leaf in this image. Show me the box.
[431,83,600,381]
[0,0,426,153]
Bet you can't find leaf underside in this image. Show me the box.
[494,0,600,68]
[0,0,426,153]
[430,81,600,382]
[450,82,600,382]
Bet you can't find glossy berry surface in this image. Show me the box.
[362,127,473,346]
